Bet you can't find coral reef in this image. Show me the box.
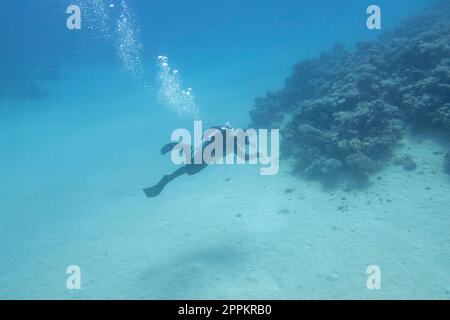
[393,154,417,171]
[250,1,450,184]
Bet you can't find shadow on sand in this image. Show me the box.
[138,243,247,299]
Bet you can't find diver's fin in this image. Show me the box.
[143,167,189,198]
[160,142,178,155]
[143,183,164,198]
[143,174,172,198]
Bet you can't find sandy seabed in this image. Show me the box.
[0,67,449,300]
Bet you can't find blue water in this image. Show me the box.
[1,0,449,299]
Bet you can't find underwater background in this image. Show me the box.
[0,0,449,299]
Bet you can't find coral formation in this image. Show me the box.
[250,1,450,184]
[393,154,417,171]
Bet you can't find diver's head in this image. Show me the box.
[225,122,233,129]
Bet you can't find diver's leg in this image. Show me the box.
[186,163,208,175]
[143,166,188,198]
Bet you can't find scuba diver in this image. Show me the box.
[143,122,256,198]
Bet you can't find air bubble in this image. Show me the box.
[78,0,147,81]
[156,56,200,118]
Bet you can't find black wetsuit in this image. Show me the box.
[143,126,231,198]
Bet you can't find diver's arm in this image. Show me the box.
[161,142,178,155]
